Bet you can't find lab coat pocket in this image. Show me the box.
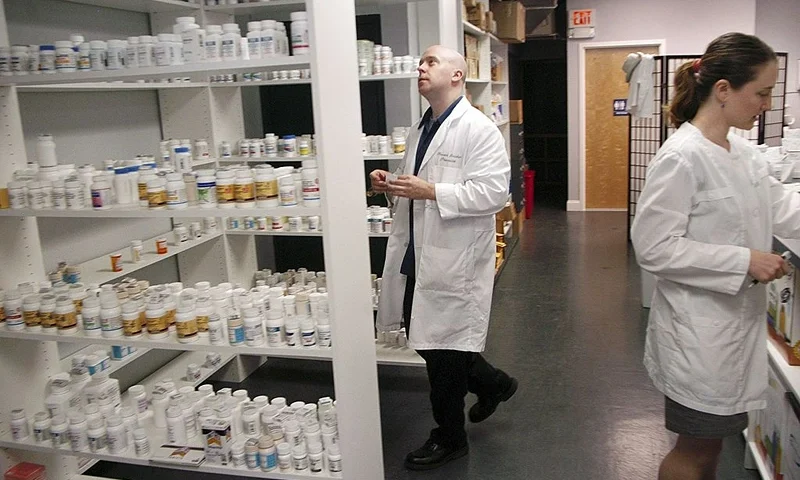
[689,186,741,245]
[432,165,461,184]
[670,315,745,401]
[417,244,473,293]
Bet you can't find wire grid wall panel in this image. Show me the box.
[627,53,788,237]
[764,53,788,146]
[627,57,663,234]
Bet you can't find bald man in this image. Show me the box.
[371,45,517,470]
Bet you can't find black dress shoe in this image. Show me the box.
[404,438,469,470]
[469,377,518,423]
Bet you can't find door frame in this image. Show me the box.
[577,39,665,211]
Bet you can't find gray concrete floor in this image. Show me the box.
[89,207,760,479]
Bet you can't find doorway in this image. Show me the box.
[581,43,660,210]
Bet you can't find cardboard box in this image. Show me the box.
[491,1,525,43]
[767,262,800,365]
[784,392,800,480]
[753,365,787,479]
[5,463,45,480]
[491,65,502,82]
[0,188,8,209]
[510,99,523,124]
[485,11,495,33]
[202,419,232,465]
[512,211,524,236]
[464,34,479,60]
[467,3,487,30]
[463,0,477,8]
[496,202,517,222]
[466,58,480,79]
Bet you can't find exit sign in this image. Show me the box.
[570,9,595,28]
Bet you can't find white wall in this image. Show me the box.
[566,0,757,208]
[755,0,800,122]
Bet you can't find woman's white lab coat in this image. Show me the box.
[376,97,510,352]
[632,122,800,415]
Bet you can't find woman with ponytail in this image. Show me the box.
[632,33,800,479]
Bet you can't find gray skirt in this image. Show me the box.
[665,396,748,438]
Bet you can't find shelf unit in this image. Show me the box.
[460,1,511,159]
[58,345,151,377]
[226,230,391,238]
[0,1,463,479]
[70,231,222,286]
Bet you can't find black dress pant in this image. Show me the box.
[403,275,510,447]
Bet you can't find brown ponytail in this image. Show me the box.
[669,32,776,128]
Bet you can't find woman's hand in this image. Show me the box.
[749,249,790,283]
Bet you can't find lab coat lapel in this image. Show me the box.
[417,98,470,174]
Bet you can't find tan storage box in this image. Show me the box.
[464,34,479,60]
[491,1,525,43]
[466,58,480,79]
[467,3,487,30]
[509,100,523,124]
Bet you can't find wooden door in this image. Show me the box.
[585,46,658,209]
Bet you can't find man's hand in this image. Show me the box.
[749,249,790,283]
[370,169,391,193]
[388,175,436,201]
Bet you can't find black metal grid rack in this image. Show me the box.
[627,53,789,237]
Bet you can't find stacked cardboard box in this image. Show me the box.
[491,1,525,43]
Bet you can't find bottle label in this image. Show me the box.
[73,299,83,315]
[196,315,209,332]
[138,182,148,202]
[235,183,255,202]
[69,430,87,450]
[56,311,77,330]
[319,330,332,347]
[205,41,219,60]
[123,316,143,336]
[167,187,187,205]
[221,39,236,58]
[83,313,101,331]
[217,184,235,203]
[146,314,168,335]
[279,187,296,206]
[197,182,217,205]
[165,308,176,326]
[329,457,342,472]
[229,323,245,345]
[260,36,275,56]
[209,323,225,344]
[148,190,166,208]
[101,314,122,332]
[177,318,199,339]
[248,38,261,57]
[256,180,279,201]
[39,310,56,328]
[89,432,107,452]
[23,310,40,327]
[302,178,320,201]
[266,326,282,346]
[285,328,298,347]
[302,330,316,347]
[245,323,264,343]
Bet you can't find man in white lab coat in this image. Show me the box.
[370,45,517,470]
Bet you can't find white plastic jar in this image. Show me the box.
[154,34,171,66]
[221,24,239,61]
[169,34,183,66]
[64,179,85,210]
[39,45,56,73]
[147,177,167,210]
[106,40,126,70]
[125,36,139,68]
[176,305,199,343]
[290,12,309,56]
[255,169,279,208]
[166,406,187,445]
[145,302,168,339]
[52,179,66,210]
[260,20,276,58]
[246,21,262,59]
[301,160,320,207]
[81,294,101,336]
[235,169,256,208]
[181,23,202,64]
[91,179,112,210]
[137,35,154,67]
[106,415,128,454]
[10,45,29,75]
[68,411,88,452]
[196,170,217,208]
[76,43,90,71]
[33,412,51,443]
[54,295,78,335]
[89,41,106,71]
[8,181,27,209]
[204,25,222,62]
[166,173,188,210]
[4,289,23,331]
[216,170,236,208]
[278,175,297,206]
[99,291,123,338]
[243,308,264,346]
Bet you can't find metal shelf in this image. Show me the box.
[359,73,419,82]
[462,20,486,37]
[73,231,222,286]
[363,154,404,161]
[0,206,321,218]
[210,79,312,87]
[204,0,306,17]
[743,429,771,479]
[218,155,315,164]
[17,82,209,93]
[225,229,390,238]
[491,80,508,86]
[0,326,421,366]
[63,0,200,13]
[59,345,151,376]
[0,58,310,87]
[465,78,490,85]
